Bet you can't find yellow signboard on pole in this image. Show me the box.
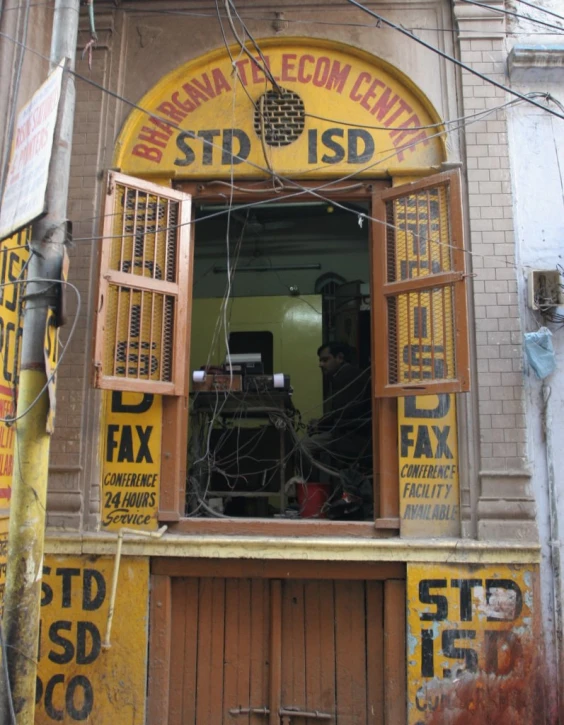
[0,229,28,510]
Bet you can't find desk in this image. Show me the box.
[189,390,295,514]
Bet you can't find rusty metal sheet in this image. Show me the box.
[407,563,550,724]
[36,555,149,724]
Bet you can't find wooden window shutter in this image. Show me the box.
[372,170,470,397]
[94,172,192,395]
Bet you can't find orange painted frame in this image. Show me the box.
[371,170,470,397]
[162,179,400,531]
[93,172,192,396]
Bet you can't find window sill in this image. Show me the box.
[44,528,541,564]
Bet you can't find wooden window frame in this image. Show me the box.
[162,179,400,533]
[371,170,470,397]
[93,172,192,396]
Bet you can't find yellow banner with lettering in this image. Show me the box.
[100,391,161,530]
[115,38,445,178]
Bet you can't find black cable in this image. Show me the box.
[0,621,17,725]
[460,0,564,32]
[515,0,564,23]
[345,0,564,121]
[103,4,564,34]
[223,0,283,94]
[0,24,553,271]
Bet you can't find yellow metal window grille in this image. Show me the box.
[372,171,470,397]
[94,172,192,395]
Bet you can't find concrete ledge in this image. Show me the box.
[44,532,541,564]
[508,44,564,82]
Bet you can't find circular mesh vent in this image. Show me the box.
[254,88,305,147]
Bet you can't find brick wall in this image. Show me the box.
[454,0,536,539]
[46,14,121,529]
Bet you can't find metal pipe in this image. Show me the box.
[542,383,563,721]
[102,525,168,650]
[0,0,79,719]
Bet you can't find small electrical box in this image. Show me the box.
[527,269,563,310]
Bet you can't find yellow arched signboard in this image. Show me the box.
[115,38,445,179]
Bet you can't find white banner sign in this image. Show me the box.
[0,62,63,240]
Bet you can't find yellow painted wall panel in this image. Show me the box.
[100,391,162,530]
[36,555,149,724]
[115,39,445,179]
[407,563,546,724]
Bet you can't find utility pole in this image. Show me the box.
[0,0,79,720]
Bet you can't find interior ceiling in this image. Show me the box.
[194,202,368,258]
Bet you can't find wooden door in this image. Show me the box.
[159,575,405,725]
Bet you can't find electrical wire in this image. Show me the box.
[515,0,564,24]
[345,0,564,122]
[459,0,564,33]
[213,0,265,117]
[303,94,547,131]
[0,277,81,424]
[1,26,560,274]
[0,620,17,725]
[105,5,564,34]
[223,0,283,93]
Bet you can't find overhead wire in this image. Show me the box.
[2,25,563,226]
[223,0,283,93]
[459,0,564,32]
[0,34,526,291]
[104,4,564,34]
[514,0,564,24]
[345,0,564,121]
[0,277,81,424]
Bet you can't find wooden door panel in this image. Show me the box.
[224,579,252,725]
[169,578,199,725]
[170,578,271,725]
[334,581,369,724]
[280,580,385,725]
[249,579,271,725]
[196,578,226,723]
[166,576,400,725]
[303,581,336,716]
[281,580,307,718]
[366,581,385,724]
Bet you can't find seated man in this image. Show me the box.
[300,342,371,478]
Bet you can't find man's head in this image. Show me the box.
[317,342,353,378]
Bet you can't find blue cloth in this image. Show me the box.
[524,327,556,379]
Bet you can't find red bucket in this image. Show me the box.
[296,482,330,518]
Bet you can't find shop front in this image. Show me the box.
[20,26,548,725]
